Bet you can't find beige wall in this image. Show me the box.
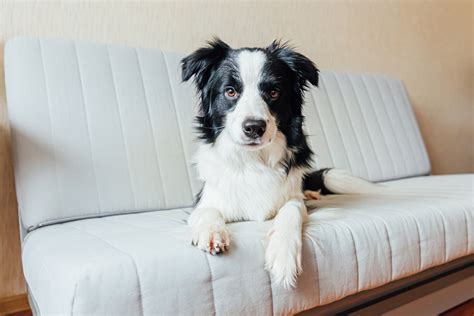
[0,0,472,298]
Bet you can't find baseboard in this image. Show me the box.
[0,294,30,315]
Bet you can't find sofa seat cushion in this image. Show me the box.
[23,174,473,315]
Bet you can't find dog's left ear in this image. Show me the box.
[266,40,319,88]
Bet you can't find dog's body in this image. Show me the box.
[181,39,371,288]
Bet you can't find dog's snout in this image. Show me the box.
[242,119,266,139]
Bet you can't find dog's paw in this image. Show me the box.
[191,223,230,255]
[265,229,302,289]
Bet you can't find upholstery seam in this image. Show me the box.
[320,74,355,172]
[38,39,63,214]
[108,210,189,224]
[308,88,336,167]
[102,217,185,233]
[392,80,426,170]
[68,224,145,316]
[380,203,423,271]
[106,45,138,209]
[161,52,195,198]
[373,78,409,175]
[71,277,79,316]
[423,201,453,263]
[388,79,424,169]
[27,204,194,232]
[342,222,360,291]
[333,73,370,179]
[348,209,394,281]
[360,76,397,177]
[266,254,275,316]
[347,75,385,180]
[401,199,450,264]
[203,253,217,315]
[384,78,419,174]
[74,42,102,213]
[135,48,168,206]
[305,232,322,307]
[464,208,470,254]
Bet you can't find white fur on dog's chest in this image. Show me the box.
[195,137,305,222]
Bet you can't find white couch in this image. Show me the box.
[4,37,473,315]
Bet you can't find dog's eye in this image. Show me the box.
[225,87,238,99]
[269,89,280,100]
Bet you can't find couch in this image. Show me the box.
[4,37,473,315]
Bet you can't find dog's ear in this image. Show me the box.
[181,38,230,90]
[266,40,319,88]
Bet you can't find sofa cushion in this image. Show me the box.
[5,37,430,231]
[23,174,473,315]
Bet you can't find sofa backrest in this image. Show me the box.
[304,71,430,182]
[5,38,430,232]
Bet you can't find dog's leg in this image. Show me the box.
[265,199,307,289]
[188,207,230,255]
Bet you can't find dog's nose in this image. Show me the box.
[242,119,266,139]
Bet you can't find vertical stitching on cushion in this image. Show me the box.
[384,78,418,174]
[462,207,470,253]
[106,46,137,208]
[381,220,393,281]
[407,200,450,264]
[373,78,408,175]
[74,42,102,213]
[409,211,423,270]
[71,280,79,316]
[334,74,370,178]
[308,88,336,166]
[266,257,275,316]
[427,204,448,262]
[305,232,322,306]
[348,75,384,180]
[38,39,63,212]
[135,48,167,206]
[320,75,354,171]
[69,224,145,316]
[348,209,394,281]
[440,211,448,262]
[375,200,423,271]
[203,253,217,315]
[161,52,194,197]
[343,223,360,291]
[360,76,397,176]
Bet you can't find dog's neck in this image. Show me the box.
[195,131,293,179]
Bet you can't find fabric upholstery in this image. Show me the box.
[22,174,473,315]
[304,71,430,181]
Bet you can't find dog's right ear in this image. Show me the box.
[181,38,230,90]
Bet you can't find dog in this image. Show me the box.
[181,39,379,288]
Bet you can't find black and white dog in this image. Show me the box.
[181,39,376,288]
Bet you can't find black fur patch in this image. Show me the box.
[302,168,334,195]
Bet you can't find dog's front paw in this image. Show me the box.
[191,223,230,255]
[265,229,302,289]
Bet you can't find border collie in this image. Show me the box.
[181,39,375,288]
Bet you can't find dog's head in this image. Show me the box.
[181,38,318,153]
